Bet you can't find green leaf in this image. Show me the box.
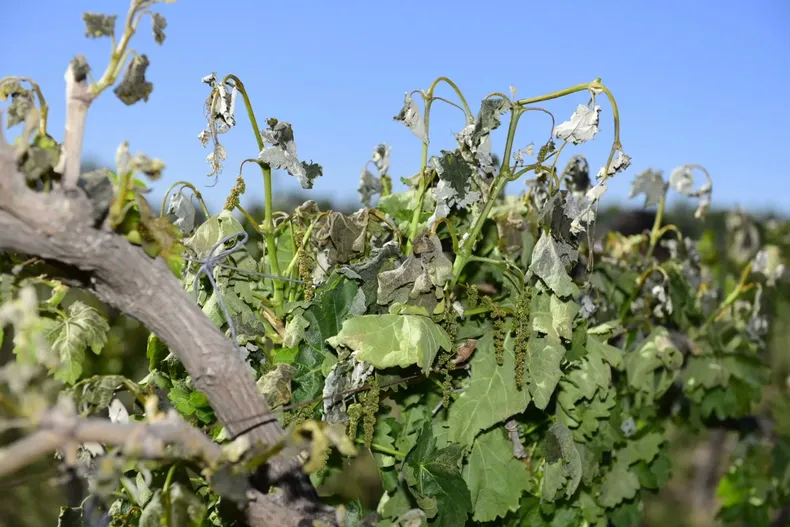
[529,233,579,298]
[403,424,472,527]
[598,460,640,508]
[586,334,623,369]
[168,384,196,416]
[294,274,359,402]
[183,210,243,259]
[68,375,130,415]
[146,332,168,371]
[463,428,530,522]
[139,485,205,527]
[622,432,664,465]
[167,483,207,526]
[541,423,582,502]
[396,403,429,455]
[447,329,531,446]
[44,301,110,384]
[57,506,84,527]
[139,490,165,527]
[328,314,451,375]
[531,285,580,344]
[624,328,683,405]
[377,189,434,233]
[527,337,565,411]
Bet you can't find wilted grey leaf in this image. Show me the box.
[256,363,297,408]
[312,210,369,267]
[513,143,535,168]
[562,155,591,194]
[629,169,666,208]
[322,361,352,423]
[167,190,196,234]
[359,167,382,207]
[5,90,34,129]
[322,358,373,423]
[338,241,400,308]
[554,105,601,145]
[586,180,608,202]
[77,168,113,225]
[201,73,237,135]
[69,55,91,83]
[669,165,693,195]
[206,143,226,178]
[600,149,632,178]
[114,54,153,106]
[151,13,167,44]
[372,143,392,174]
[258,120,323,189]
[563,192,595,236]
[82,13,117,38]
[394,92,428,143]
[429,150,482,223]
[108,399,129,423]
[473,98,511,141]
[377,232,452,312]
[456,100,508,180]
[116,141,165,180]
[753,246,785,286]
[19,149,54,186]
[539,191,584,243]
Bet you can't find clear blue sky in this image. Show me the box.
[2,0,789,214]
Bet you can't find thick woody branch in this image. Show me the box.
[61,59,92,190]
[0,408,222,480]
[0,408,312,526]
[0,94,325,524]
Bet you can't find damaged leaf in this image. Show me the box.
[554,104,601,145]
[327,314,451,374]
[258,120,322,189]
[114,54,154,106]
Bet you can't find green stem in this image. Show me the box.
[699,263,754,332]
[284,214,325,276]
[430,77,474,120]
[160,180,210,218]
[431,217,459,253]
[450,106,523,287]
[645,191,668,260]
[516,81,594,107]
[518,78,622,179]
[468,255,524,289]
[222,75,266,149]
[223,74,284,313]
[463,305,514,317]
[7,77,50,136]
[430,377,459,401]
[90,0,145,97]
[370,208,402,246]
[406,77,474,252]
[618,265,671,321]
[522,418,550,437]
[163,463,177,494]
[236,204,265,234]
[356,439,406,459]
